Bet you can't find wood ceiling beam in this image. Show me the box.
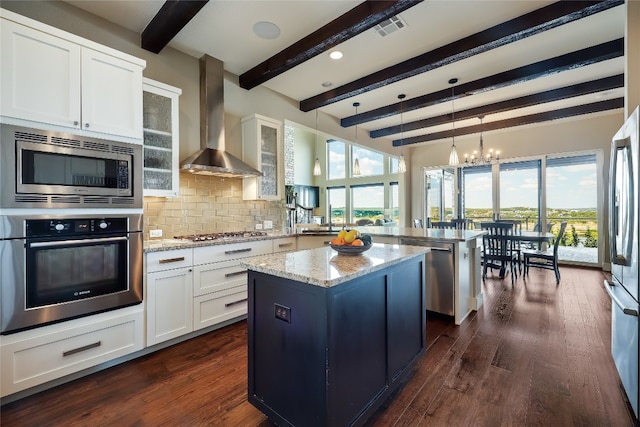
[239,0,423,90]
[391,98,624,147]
[371,74,624,138]
[302,0,623,112]
[344,38,623,127]
[141,0,209,54]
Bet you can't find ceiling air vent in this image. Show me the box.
[374,15,406,37]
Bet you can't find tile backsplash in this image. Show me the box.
[143,172,286,239]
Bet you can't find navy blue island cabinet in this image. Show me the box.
[244,245,427,427]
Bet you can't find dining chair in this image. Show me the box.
[480,222,519,284]
[413,218,423,228]
[452,218,474,230]
[431,221,454,229]
[496,219,523,271]
[523,222,568,284]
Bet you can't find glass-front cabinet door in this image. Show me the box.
[242,114,282,200]
[142,78,181,197]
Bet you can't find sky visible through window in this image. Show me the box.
[464,163,597,210]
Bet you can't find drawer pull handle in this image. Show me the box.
[159,256,185,264]
[278,242,293,248]
[63,341,101,357]
[225,298,248,308]
[323,241,332,245]
[225,248,252,255]
[225,270,247,278]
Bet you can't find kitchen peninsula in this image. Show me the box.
[240,244,429,427]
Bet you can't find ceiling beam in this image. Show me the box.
[239,0,422,90]
[391,98,624,147]
[301,0,623,112]
[141,0,209,54]
[371,74,624,138]
[344,38,623,127]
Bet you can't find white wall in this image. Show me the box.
[293,127,315,186]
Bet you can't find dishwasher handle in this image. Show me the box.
[428,247,452,253]
[604,280,639,317]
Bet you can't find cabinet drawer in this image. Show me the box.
[146,248,193,273]
[193,287,247,331]
[1,308,143,397]
[193,240,272,264]
[273,237,297,253]
[193,259,247,297]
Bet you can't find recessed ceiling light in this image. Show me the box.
[253,21,280,39]
[329,51,343,60]
[322,82,333,88]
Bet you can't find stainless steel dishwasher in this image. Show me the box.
[400,239,455,316]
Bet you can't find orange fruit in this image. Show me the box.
[331,237,346,246]
[351,239,364,246]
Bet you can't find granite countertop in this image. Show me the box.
[143,227,485,253]
[239,243,430,288]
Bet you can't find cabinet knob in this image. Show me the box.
[84,123,90,128]
[73,120,79,126]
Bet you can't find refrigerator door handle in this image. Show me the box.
[605,280,639,317]
[610,137,634,266]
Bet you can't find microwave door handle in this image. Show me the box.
[29,236,128,248]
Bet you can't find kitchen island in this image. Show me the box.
[240,243,429,427]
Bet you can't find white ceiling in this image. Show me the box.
[63,0,625,148]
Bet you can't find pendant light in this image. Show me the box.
[313,109,321,176]
[448,78,459,166]
[397,94,407,173]
[353,102,361,176]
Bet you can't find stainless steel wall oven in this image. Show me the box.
[0,214,143,334]
[0,124,142,209]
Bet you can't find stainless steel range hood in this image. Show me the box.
[181,55,262,178]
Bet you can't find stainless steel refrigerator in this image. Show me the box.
[606,105,640,419]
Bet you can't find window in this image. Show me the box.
[351,145,384,177]
[351,184,384,224]
[546,154,598,263]
[327,186,346,226]
[390,182,399,222]
[390,157,399,174]
[425,169,455,222]
[461,165,493,221]
[327,139,345,180]
[499,160,541,230]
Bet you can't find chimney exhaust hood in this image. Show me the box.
[181,55,262,178]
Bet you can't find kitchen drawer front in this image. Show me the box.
[1,308,144,397]
[146,248,193,273]
[193,287,247,331]
[193,259,247,297]
[193,240,272,264]
[273,237,297,253]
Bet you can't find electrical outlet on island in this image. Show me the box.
[263,220,273,229]
[256,223,263,230]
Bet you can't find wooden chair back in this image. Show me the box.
[431,221,454,229]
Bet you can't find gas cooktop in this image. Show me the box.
[173,231,268,242]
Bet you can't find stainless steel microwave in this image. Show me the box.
[1,124,142,209]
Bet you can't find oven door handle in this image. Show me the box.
[29,236,128,248]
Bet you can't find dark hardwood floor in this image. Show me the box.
[1,266,636,426]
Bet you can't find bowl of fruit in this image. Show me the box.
[330,229,373,256]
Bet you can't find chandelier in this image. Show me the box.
[313,109,322,175]
[464,115,500,166]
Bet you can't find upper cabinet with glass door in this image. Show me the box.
[142,78,181,197]
[242,114,282,201]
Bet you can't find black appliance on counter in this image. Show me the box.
[0,214,143,334]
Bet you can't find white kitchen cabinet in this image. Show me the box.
[242,114,283,200]
[296,235,334,250]
[273,237,297,253]
[142,78,181,196]
[192,240,272,330]
[145,249,194,346]
[0,305,144,398]
[0,11,144,141]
